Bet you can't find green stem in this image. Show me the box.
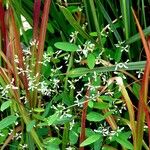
[64,52,74,90]
[18,105,43,150]
[62,123,70,150]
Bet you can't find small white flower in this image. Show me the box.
[66,146,75,150]
[19,143,28,149]
[14,55,19,63]
[30,39,38,46]
[136,69,144,78]
[14,132,22,140]
[0,132,4,137]
[53,78,60,89]
[68,80,75,89]
[70,31,78,43]
[115,59,129,71]
[115,41,129,52]
[70,120,75,130]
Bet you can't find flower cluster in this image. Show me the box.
[75,41,95,63]
[115,41,129,53]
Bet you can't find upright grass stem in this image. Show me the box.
[62,52,74,149]
[33,0,51,108]
[89,0,103,52]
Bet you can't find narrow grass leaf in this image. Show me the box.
[68,61,145,78]
[97,1,122,42]
[120,0,131,40]
[89,0,103,50]
[127,26,150,44]
[59,5,95,43]
[132,9,150,148]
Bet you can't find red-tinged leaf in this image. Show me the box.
[35,0,52,76]
[132,9,150,148]
[32,0,51,107]
[0,2,7,54]
[34,0,51,77]
[132,9,150,61]
[33,0,41,39]
[8,8,31,104]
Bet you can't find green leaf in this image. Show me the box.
[0,129,9,144]
[69,130,78,145]
[93,102,109,109]
[80,134,101,147]
[1,100,12,112]
[87,112,104,122]
[132,83,141,99]
[94,134,103,150]
[113,134,133,149]
[54,42,78,52]
[0,115,18,130]
[61,91,73,106]
[102,146,117,150]
[55,116,72,125]
[44,137,61,150]
[90,32,98,37]
[33,108,45,113]
[44,137,61,145]
[27,120,36,132]
[47,22,54,34]
[47,46,54,55]
[114,48,122,62]
[88,101,94,108]
[42,63,51,78]
[46,112,59,126]
[87,53,95,69]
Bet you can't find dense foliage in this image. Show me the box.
[0,0,150,150]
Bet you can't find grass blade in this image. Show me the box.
[67,61,146,78]
[120,0,131,40]
[89,0,103,51]
[132,9,150,149]
[59,5,95,44]
[33,0,52,107]
[97,1,122,42]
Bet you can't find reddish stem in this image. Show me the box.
[79,89,90,150]
[0,1,7,54]
[33,0,41,39]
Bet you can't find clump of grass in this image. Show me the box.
[0,1,150,150]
